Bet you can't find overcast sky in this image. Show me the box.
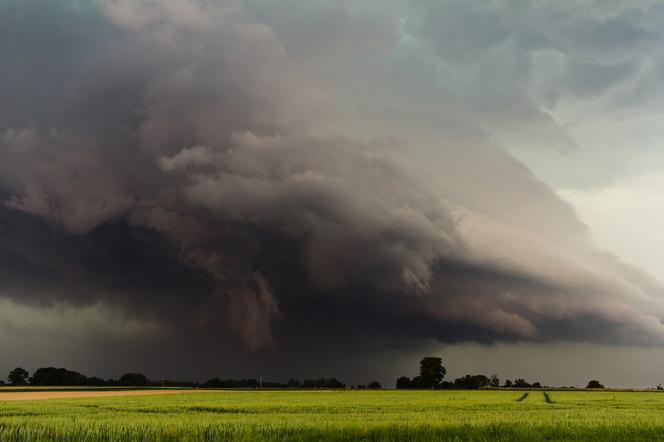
[2,0,664,387]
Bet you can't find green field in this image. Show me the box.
[2,389,664,441]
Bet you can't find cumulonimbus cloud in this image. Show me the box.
[1,0,664,353]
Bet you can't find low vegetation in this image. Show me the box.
[5,357,612,391]
[3,389,664,441]
[396,357,546,389]
[5,367,351,389]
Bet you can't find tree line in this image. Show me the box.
[4,367,378,389]
[4,359,610,389]
[6,367,155,387]
[395,357,607,390]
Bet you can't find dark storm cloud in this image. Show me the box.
[2,0,664,369]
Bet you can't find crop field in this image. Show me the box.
[2,389,664,441]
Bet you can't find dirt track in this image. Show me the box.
[0,389,203,401]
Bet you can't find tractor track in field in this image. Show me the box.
[515,392,529,402]
[514,391,555,403]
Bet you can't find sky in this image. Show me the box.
[1,0,664,388]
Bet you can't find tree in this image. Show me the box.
[118,373,148,386]
[396,376,412,389]
[503,379,513,388]
[490,375,500,388]
[513,378,530,388]
[87,377,107,386]
[302,377,345,389]
[453,374,490,389]
[286,378,301,388]
[30,367,87,386]
[367,381,382,389]
[586,380,604,389]
[8,367,29,386]
[419,357,446,389]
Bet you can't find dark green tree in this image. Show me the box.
[30,367,87,386]
[490,374,500,388]
[367,381,382,389]
[586,380,604,389]
[118,373,148,386]
[302,377,345,389]
[8,367,29,386]
[286,378,301,388]
[453,374,490,389]
[419,357,446,389]
[396,376,412,389]
[513,378,530,388]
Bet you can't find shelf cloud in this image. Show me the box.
[2,0,664,379]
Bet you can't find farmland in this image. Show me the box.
[2,389,664,441]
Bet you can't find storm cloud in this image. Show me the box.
[2,0,664,380]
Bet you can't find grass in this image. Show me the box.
[2,389,664,441]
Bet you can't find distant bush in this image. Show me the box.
[396,376,412,389]
[586,380,604,389]
[453,375,490,389]
[86,377,107,386]
[30,367,87,386]
[8,368,29,386]
[118,373,148,387]
[158,380,196,388]
[202,378,259,388]
[302,378,345,389]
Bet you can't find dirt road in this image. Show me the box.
[0,389,203,401]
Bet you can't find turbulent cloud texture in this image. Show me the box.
[2,0,664,374]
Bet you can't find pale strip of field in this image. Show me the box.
[0,389,205,401]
